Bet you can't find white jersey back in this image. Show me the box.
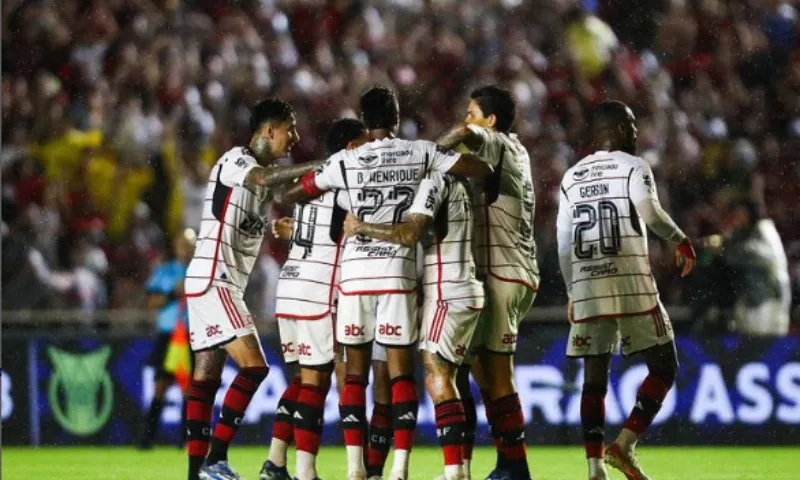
[409,172,483,305]
[186,147,270,295]
[558,150,660,321]
[312,137,461,294]
[468,125,539,290]
[275,191,348,319]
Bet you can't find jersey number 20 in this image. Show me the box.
[573,201,622,259]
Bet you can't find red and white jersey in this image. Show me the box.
[185,147,270,295]
[557,150,678,321]
[409,172,483,305]
[468,125,539,290]
[312,137,461,294]
[275,190,349,319]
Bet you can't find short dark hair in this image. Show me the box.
[590,101,632,131]
[250,98,294,134]
[326,118,366,154]
[470,85,516,133]
[359,85,399,130]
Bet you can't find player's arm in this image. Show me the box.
[242,159,325,188]
[344,213,431,247]
[436,122,485,151]
[556,185,575,321]
[275,154,346,204]
[629,162,696,277]
[343,174,444,246]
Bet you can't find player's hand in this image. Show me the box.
[343,213,361,237]
[567,297,575,323]
[272,217,294,240]
[675,238,697,278]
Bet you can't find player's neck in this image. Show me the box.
[368,129,394,140]
[247,136,276,166]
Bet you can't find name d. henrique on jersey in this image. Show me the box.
[275,190,350,319]
[468,125,539,290]
[312,137,462,294]
[186,147,271,295]
[558,150,686,322]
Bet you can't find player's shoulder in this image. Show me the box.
[565,150,643,181]
[218,146,257,166]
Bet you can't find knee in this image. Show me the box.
[651,361,678,386]
[424,375,449,404]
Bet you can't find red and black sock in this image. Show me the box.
[273,376,302,445]
[482,389,502,464]
[391,375,419,452]
[339,375,367,448]
[206,366,269,465]
[461,389,477,463]
[187,380,220,480]
[581,383,607,458]
[623,373,673,436]
[294,383,328,455]
[435,399,466,468]
[488,393,529,472]
[366,403,392,477]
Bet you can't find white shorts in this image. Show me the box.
[337,293,418,347]
[186,286,259,352]
[419,297,482,365]
[566,302,674,357]
[470,279,536,355]
[277,313,336,367]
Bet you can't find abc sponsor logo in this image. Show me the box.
[502,334,517,345]
[572,335,592,348]
[206,324,222,337]
[344,324,365,337]
[378,324,403,337]
[298,343,312,356]
[282,342,295,354]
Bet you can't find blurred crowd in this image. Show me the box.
[3,0,800,333]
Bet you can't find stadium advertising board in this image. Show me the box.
[2,334,798,446]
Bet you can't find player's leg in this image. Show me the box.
[139,333,174,449]
[187,348,227,480]
[378,292,420,480]
[422,298,482,480]
[202,288,269,478]
[292,315,337,480]
[185,290,232,480]
[566,317,618,480]
[606,305,677,480]
[456,366,476,479]
[337,294,377,480]
[262,317,301,479]
[367,353,392,480]
[473,284,536,478]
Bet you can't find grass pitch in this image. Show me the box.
[3,446,799,479]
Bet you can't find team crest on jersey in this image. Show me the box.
[358,153,379,167]
[573,168,589,180]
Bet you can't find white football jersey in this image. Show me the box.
[468,125,539,290]
[312,137,461,294]
[275,191,349,319]
[186,147,270,295]
[557,150,675,321]
[409,172,483,304]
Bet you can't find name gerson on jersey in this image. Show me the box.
[557,150,672,322]
[275,190,349,319]
[186,147,271,295]
[311,137,461,294]
[467,125,539,290]
[410,172,483,305]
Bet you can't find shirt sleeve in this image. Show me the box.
[409,172,446,219]
[145,266,170,295]
[628,161,686,243]
[313,153,347,191]
[465,124,499,165]
[218,153,258,187]
[556,185,575,296]
[424,141,462,173]
[335,189,351,211]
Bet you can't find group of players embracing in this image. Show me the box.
[182,83,697,480]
